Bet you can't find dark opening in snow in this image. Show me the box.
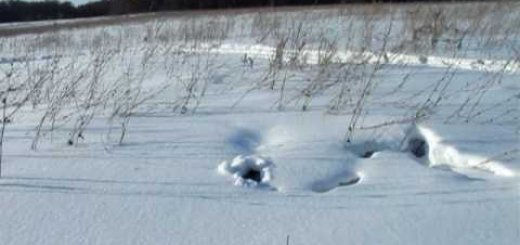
[361,150,375,158]
[218,155,274,189]
[242,169,262,182]
[346,141,390,159]
[338,176,362,187]
[409,138,427,158]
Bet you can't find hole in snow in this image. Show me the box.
[407,126,515,177]
[243,169,262,182]
[408,138,427,158]
[346,140,392,159]
[361,150,375,158]
[338,175,362,187]
[218,155,275,190]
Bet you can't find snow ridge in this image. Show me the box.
[408,125,515,177]
[184,43,519,73]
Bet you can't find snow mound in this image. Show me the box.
[405,125,515,177]
[257,121,363,193]
[218,155,275,189]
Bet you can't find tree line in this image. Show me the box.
[0,0,111,22]
[0,0,475,23]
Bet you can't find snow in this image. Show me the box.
[0,2,519,245]
[412,124,515,177]
[218,154,275,188]
[195,43,520,73]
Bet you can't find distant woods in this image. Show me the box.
[0,0,477,23]
[0,0,111,22]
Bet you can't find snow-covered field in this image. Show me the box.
[0,2,519,245]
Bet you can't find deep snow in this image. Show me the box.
[0,2,519,245]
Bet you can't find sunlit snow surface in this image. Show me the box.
[0,4,519,245]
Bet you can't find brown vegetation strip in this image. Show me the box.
[0,1,488,38]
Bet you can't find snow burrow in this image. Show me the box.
[218,155,275,189]
[404,125,515,177]
[343,123,515,179]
